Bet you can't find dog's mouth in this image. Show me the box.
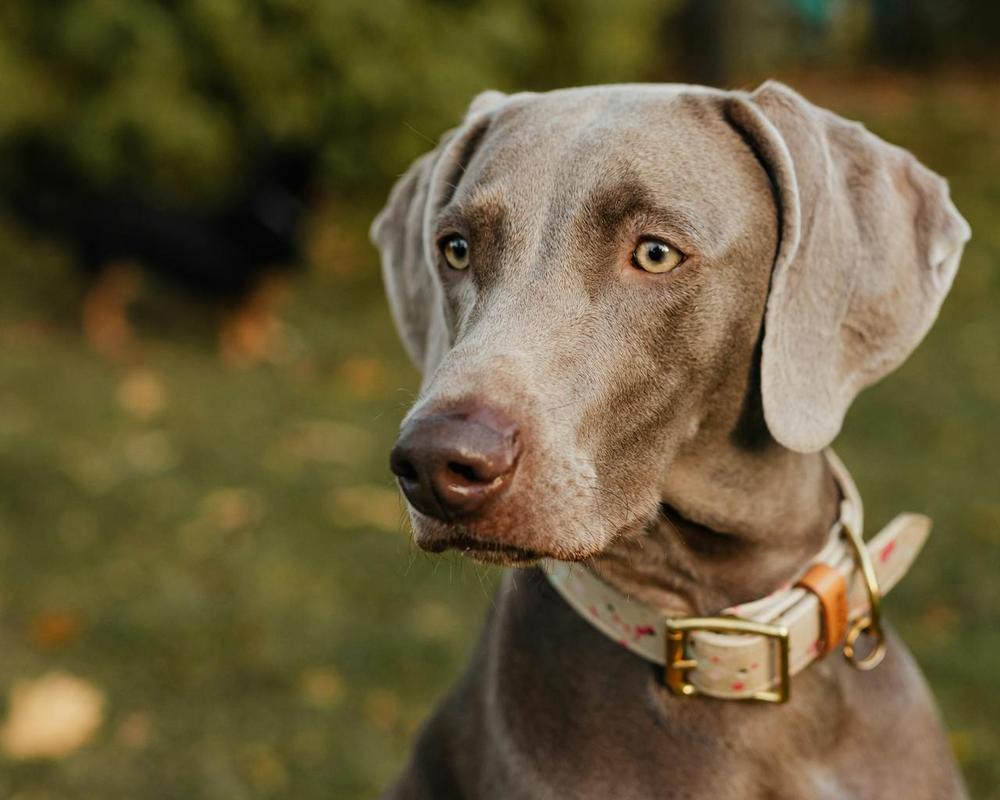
[410,499,664,568]
[422,534,544,566]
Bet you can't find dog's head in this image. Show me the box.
[371,83,968,566]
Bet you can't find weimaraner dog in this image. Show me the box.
[371,82,970,799]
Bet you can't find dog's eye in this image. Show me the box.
[440,235,470,270]
[631,238,684,274]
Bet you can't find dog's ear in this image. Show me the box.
[466,89,507,116]
[370,146,451,377]
[370,91,506,380]
[726,81,970,453]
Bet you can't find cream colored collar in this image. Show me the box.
[541,451,929,703]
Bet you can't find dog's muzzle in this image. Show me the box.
[390,404,520,522]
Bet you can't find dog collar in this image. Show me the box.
[540,450,929,703]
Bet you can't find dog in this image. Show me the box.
[370,82,970,798]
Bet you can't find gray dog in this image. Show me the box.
[371,82,970,799]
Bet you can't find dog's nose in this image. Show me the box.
[390,407,520,521]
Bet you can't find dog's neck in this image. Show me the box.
[589,443,839,616]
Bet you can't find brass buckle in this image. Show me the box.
[664,617,791,704]
[841,521,887,670]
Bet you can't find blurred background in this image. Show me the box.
[0,0,997,797]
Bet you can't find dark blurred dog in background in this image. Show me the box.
[2,138,316,363]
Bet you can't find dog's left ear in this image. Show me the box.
[726,81,970,453]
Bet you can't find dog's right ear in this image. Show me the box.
[370,90,506,379]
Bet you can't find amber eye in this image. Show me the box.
[631,238,684,274]
[441,235,470,270]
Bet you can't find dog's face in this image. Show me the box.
[388,89,778,563]
[372,83,968,566]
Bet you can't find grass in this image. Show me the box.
[0,72,998,798]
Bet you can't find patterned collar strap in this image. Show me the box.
[540,450,930,703]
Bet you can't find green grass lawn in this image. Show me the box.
[0,74,998,798]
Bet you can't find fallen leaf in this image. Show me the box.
[116,369,166,420]
[200,488,260,531]
[920,604,959,636]
[338,357,384,398]
[1,672,105,759]
[298,667,345,709]
[28,611,83,651]
[115,711,153,750]
[243,746,288,792]
[363,688,400,733]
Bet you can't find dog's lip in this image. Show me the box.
[423,534,544,563]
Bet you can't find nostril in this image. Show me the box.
[389,444,420,482]
[395,458,418,482]
[447,460,481,483]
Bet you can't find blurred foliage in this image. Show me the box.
[6,0,997,203]
[0,0,672,201]
[0,1,998,799]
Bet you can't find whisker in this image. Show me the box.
[403,121,438,147]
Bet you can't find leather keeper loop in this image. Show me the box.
[796,563,848,654]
